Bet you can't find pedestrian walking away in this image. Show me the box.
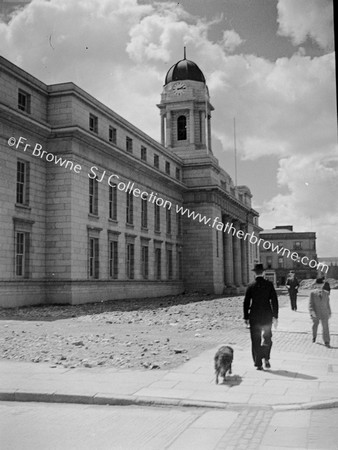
[243,263,279,370]
[286,271,300,311]
[309,276,332,347]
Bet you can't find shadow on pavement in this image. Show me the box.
[268,369,317,380]
[316,343,338,349]
[219,374,243,387]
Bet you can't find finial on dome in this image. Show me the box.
[183,46,186,59]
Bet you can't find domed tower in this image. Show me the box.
[158,50,214,156]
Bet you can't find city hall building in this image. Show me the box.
[0,55,260,307]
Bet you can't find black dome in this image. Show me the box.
[165,58,205,85]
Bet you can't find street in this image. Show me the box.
[1,401,338,450]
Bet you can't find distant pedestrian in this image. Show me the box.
[286,271,300,311]
[243,263,279,370]
[309,277,331,348]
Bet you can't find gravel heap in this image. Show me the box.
[299,278,338,290]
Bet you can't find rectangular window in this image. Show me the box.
[154,154,159,168]
[278,257,284,268]
[175,168,181,180]
[155,248,161,280]
[216,231,219,257]
[109,185,117,220]
[89,113,98,133]
[89,177,98,215]
[109,126,117,144]
[141,245,149,279]
[109,240,118,279]
[141,146,147,161]
[166,248,173,280]
[266,256,272,269]
[141,198,148,228]
[126,192,133,224]
[165,161,170,175]
[177,250,183,280]
[126,243,135,279]
[15,231,30,277]
[16,160,29,205]
[18,89,31,113]
[126,136,133,153]
[154,204,160,232]
[166,208,171,234]
[294,241,302,250]
[89,237,99,279]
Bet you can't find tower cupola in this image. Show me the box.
[165,58,205,85]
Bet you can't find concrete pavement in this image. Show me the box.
[1,290,338,411]
[2,402,338,450]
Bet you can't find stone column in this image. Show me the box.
[223,216,234,286]
[200,110,206,145]
[233,220,242,287]
[240,224,249,285]
[161,113,165,146]
[189,109,195,144]
[166,111,171,147]
[207,114,212,151]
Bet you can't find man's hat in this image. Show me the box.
[252,263,264,273]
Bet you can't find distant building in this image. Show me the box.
[259,225,318,285]
[318,257,338,279]
[0,55,260,307]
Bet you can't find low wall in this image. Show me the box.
[0,279,185,308]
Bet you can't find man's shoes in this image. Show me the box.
[325,343,331,348]
[312,337,316,343]
[264,359,271,369]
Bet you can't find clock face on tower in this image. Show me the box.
[172,82,186,95]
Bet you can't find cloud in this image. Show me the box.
[277,0,334,51]
[0,0,336,255]
[259,152,338,255]
[219,29,244,53]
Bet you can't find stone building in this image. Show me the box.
[259,225,318,285]
[318,257,338,280]
[0,55,260,307]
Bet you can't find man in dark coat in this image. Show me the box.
[243,263,279,370]
[286,271,300,311]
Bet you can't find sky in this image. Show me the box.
[0,0,337,256]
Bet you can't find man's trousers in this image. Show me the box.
[312,317,330,344]
[249,322,272,367]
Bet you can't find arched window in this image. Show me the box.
[177,115,187,141]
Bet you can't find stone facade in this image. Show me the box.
[0,55,260,307]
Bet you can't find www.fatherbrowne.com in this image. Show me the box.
[8,136,327,273]
[175,205,328,274]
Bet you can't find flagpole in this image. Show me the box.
[205,86,209,153]
[234,117,238,187]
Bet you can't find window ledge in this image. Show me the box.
[15,203,31,211]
